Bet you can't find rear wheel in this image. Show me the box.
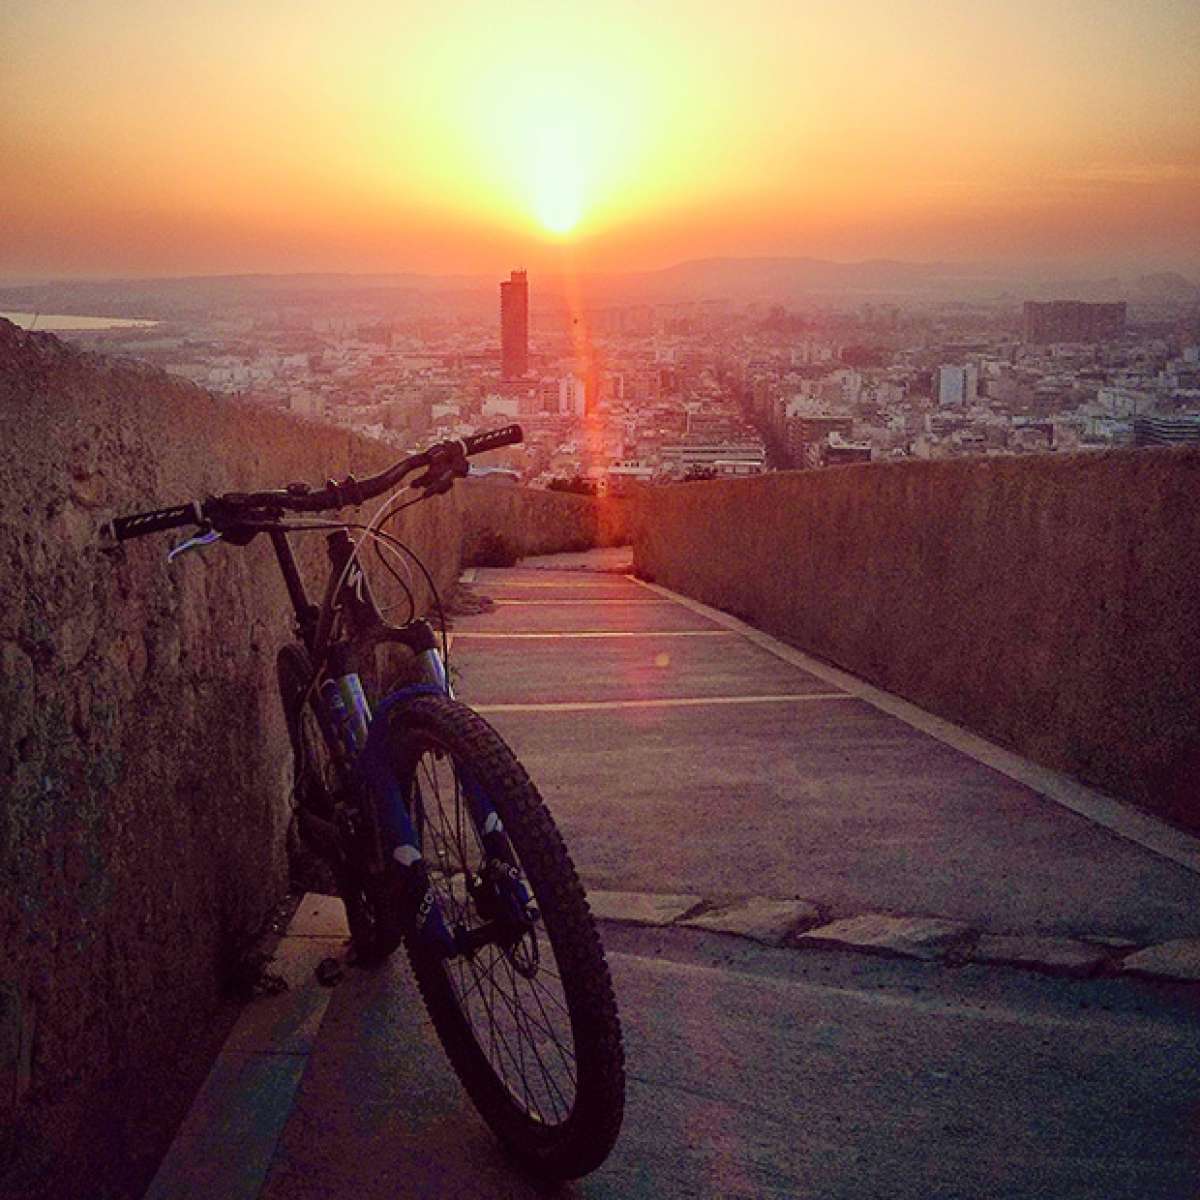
[386,694,625,1179]
[276,643,334,819]
[276,643,400,962]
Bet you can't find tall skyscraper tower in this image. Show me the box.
[500,269,529,380]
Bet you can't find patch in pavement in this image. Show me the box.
[681,897,823,944]
[588,890,1200,984]
[793,913,972,960]
[968,935,1109,977]
[1118,939,1200,982]
[587,889,704,925]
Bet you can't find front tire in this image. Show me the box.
[385,694,625,1179]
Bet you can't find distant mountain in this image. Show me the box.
[1130,272,1200,304]
[558,257,1200,306]
[612,256,963,300]
[3,258,1195,318]
[0,271,498,320]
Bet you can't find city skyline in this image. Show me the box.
[2,0,1198,281]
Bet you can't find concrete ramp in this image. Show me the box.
[150,548,1200,1199]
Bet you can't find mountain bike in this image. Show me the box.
[100,424,625,1179]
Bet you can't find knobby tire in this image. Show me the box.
[386,693,625,1179]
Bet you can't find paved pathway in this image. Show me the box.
[451,555,1200,965]
[148,548,1200,1200]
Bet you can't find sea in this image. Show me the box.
[1,311,159,331]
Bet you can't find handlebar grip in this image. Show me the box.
[104,501,204,542]
[462,424,523,457]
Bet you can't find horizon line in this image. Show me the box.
[2,254,1199,291]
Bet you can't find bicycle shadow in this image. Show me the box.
[258,953,586,1200]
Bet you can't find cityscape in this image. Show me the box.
[3,262,1198,493]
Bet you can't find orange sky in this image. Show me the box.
[2,0,1197,279]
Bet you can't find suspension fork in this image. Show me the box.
[354,687,456,955]
[354,688,533,957]
[460,770,535,919]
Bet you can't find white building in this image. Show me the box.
[538,376,561,412]
[938,364,978,409]
[605,460,655,493]
[660,441,766,476]
[1095,387,1152,418]
[791,339,837,366]
[559,374,587,417]
[833,368,863,406]
[289,390,325,419]
[482,393,521,419]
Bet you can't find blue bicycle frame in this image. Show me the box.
[300,528,529,959]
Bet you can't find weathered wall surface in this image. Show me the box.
[460,480,631,562]
[0,321,615,1196]
[633,451,1200,828]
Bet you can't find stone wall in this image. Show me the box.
[461,479,631,563]
[633,450,1200,829]
[0,321,615,1196]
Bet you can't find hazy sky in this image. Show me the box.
[2,0,1197,279]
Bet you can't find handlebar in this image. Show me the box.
[102,423,523,544]
[460,424,526,458]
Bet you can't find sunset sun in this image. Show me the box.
[451,42,652,245]
[532,126,584,235]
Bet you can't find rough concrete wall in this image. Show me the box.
[460,480,631,562]
[0,323,460,1193]
[0,319,629,1194]
[633,451,1200,828]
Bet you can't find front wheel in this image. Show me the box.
[385,694,625,1179]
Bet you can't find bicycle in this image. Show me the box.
[100,424,625,1179]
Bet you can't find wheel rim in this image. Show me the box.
[296,701,334,813]
[409,740,580,1128]
[283,653,382,953]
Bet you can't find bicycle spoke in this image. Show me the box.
[524,953,571,1016]
[478,960,561,1123]
[466,946,550,1123]
[494,958,573,1121]
[447,939,569,1053]
[485,942,574,1114]
[452,940,511,1007]
[503,968,578,1100]
[437,882,575,1122]
[492,966,575,1062]
[516,964,578,1083]
[400,725,613,1142]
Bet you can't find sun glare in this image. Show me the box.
[454,54,645,241]
[373,6,714,250]
[536,192,581,236]
[532,126,584,235]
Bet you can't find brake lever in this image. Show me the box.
[410,460,467,493]
[410,441,469,493]
[167,529,222,563]
[410,473,455,496]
